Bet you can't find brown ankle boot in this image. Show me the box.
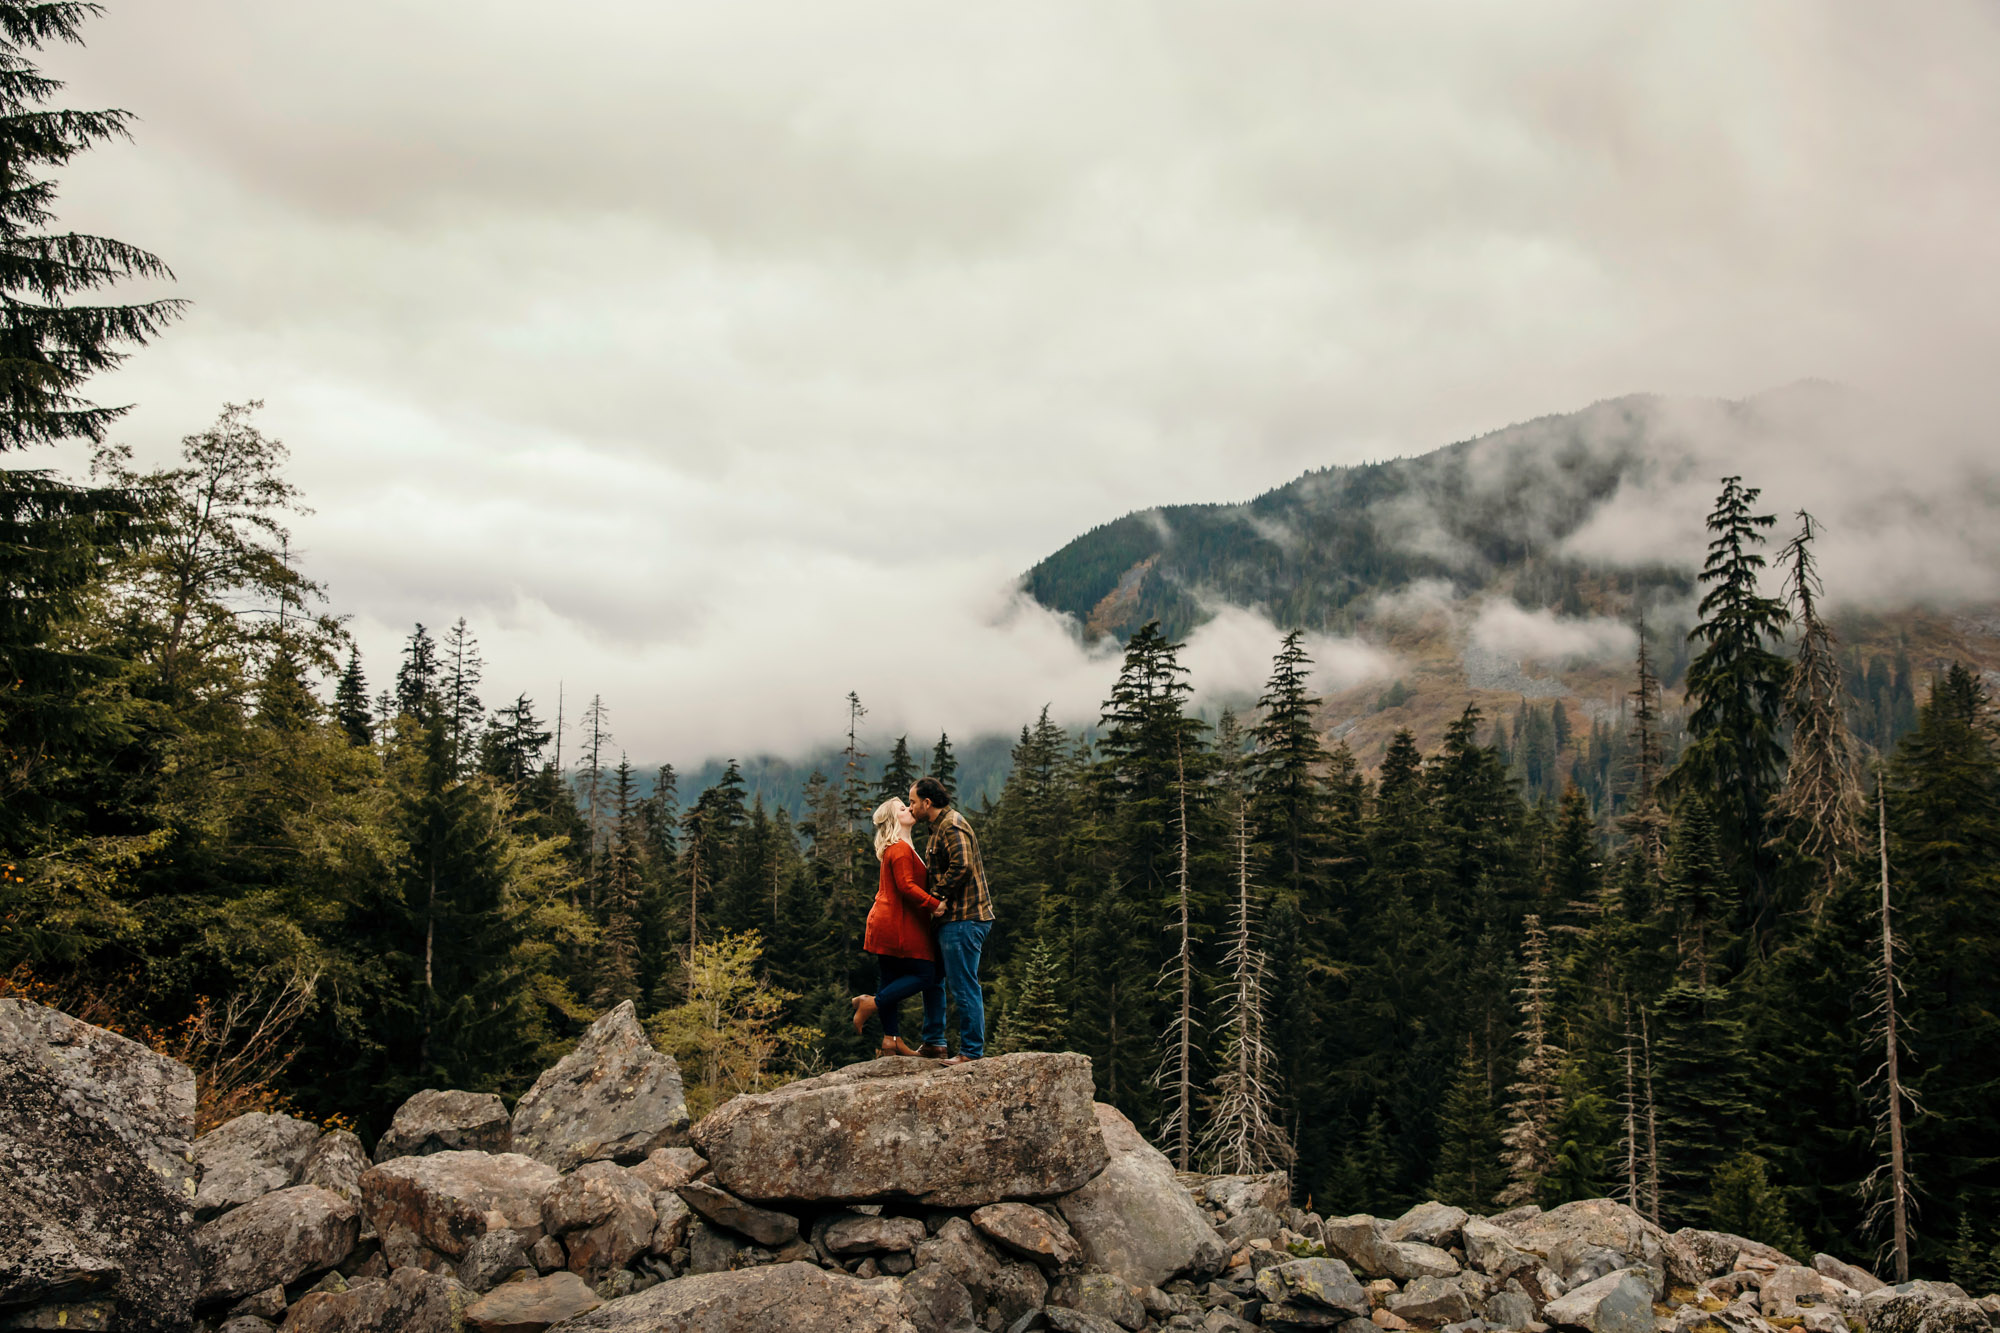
[880,1036,919,1058]
[916,1044,949,1059]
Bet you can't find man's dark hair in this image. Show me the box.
[913,776,952,808]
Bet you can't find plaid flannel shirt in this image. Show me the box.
[925,807,994,924]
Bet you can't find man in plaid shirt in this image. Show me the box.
[909,775,994,1064]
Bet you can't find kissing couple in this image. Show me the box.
[849,776,995,1066]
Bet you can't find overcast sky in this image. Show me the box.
[38,1,2000,765]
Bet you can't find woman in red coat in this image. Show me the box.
[852,797,945,1057]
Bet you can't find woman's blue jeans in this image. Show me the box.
[873,955,944,1040]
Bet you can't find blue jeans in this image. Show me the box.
[873,955,945,1041]
[938,920,992,1059]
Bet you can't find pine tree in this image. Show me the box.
[441,617,484,776]
[1771,511,1861,905]
[1500,915,1564,1205]
[396,624,439,722]
[1249,630,1334,905]
[877,735,919,802]
[333,648,372,747]
[1660,796,1734,988]
[930,731,958,798]
[1429,1041,1505,1213]
[1668,476,1790,896]
[592,758,643,1009]
[479,694,550,786]
[996,935,1066,1054]
[1618,613,1669,867]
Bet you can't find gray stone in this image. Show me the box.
[373,1089,513,1162]
[628,1147,707,1194]
[1507,1202,1670,1298]
[218,1318,275,1333]
[1761,1265,1856,1320]
[650,1192,692,1255]
[279,1265,471,1332]
[1866,1293,1992,1333]
[687,1219,744,1274]
[192,1113,322,1220]
[458,1229,533,1292]
[693,1053,1106,1209]
[1046,1310,1128,1333]
[358,1149,559,1268]
[1255,1258,1369,1316]
[1391,1276,1478,1326]
[0,1041,198,1332]
[1052,1272,1148,1330]
[1218,1206,1284,1246]
[1388,1204,1472,1250]
[1322,1216,1391,1276]
[1200,1174,1292,1220]
[464,1269,601,1331]
[193,1184,357,1305]
[543,1161,657,1276]
[1055,1103,1226,1289]
[1816,1254,1887,1296]
[675,1180,798,1247]
[299,1131,369,1204]
[902,1262,978,1333]
[1485,1289,1538,1329]
[972,1204,1086,1274]
[916,1217,1046,1323]
[1542,1268,1656,1333]
[228,1284,286,1318]
[1386,1243,1462,1282]
[1463,1221,1537,1280]
[546,1260,920,1331]
[512,1001,689,1173]
[529,1235,566,1272]
[823,1214,927,1255]
[1672,1229,1796,1282]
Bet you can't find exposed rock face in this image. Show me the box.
[1543,1267,1658,1333]
[551,1260,919,1331]
[693,1053,1107,1208]
[1866,1292,1994,1333]
[374,1090,513,1163]
[1385,1203,1471,1249]
[463,1269,601,1331]
[193,1184,358,1304]
[542,1163,656,1277]
[300,1131,369,1204]
[674,1181,798,1247]
[1387,1274,1475,1325]
[193,1113,323,1220]
[1818,1253,1889,1295]
[0,1040,198,1333]
[281,1266,471,1332]
[1055,1102,1224,1290]
[1672,1228,1796,1281]
[1506,1200,1671,1296]
[971,1202,1084,1273]
[358,1150,560,1268]
[0,998,199,1202]
[512,1001,689,1173]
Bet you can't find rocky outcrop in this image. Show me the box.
[693,1052,1107,1208]
[193,1112,323,1219]
[1505,1199,1672,1296]
[512,1001,689,1173]
[0,1023,198,1333]
[542,1162,658,1277]
[374,1089,513,1162]
[301,1131,370,1204]
[1385,1201,1470,1249]
[1544,1268,1658,1333]
[1056,1103,1226,1290]
[1866,1291,1994,1333]
[358,1150,559,1268]
[1819,1253,1889,1295]
[192,1184,358,1305]
[551,1261,920,1331]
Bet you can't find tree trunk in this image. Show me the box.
[1879,781,1911,1282]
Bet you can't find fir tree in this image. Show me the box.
[441,617,484,775]
[996,935,1066,1054]
[1500,915,1564,1205]
[592,758,643,1009]
[479,694,550,787]
[395,624,439,722]
[1618,613,1669,867]
[333,648,372,747]
[575,693,613,859]
[877,735,919,803]
[1660,796,1734,988]
[1249,629,1334,905]
[1429,1041,1505,1213]
[930,731,958,799]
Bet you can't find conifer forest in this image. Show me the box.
[5,0,2000,1296]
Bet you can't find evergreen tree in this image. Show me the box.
[333,648,372,747]
[1500,915,1564,1205]
[995,935,1066,1054]
[930,731,958,798]
[441,617,484,775]
[1660,796,1734,988]
[1429,1042,1505,1213]
[396,624,439,722]
[479,694,550,787]
[1248,630,1335,905]
[1618,613,1669,867]
[592,758,643,1009]
[877,735,919,803]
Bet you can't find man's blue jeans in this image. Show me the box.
[935,920,992,1058]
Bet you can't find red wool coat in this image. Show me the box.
[865,841,942,961]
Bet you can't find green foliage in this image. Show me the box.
[1705,1152,1808,1261]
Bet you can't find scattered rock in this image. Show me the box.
[1256,1258,1370,1316]
[1219,1206,1284,1246]
[300,1131,370,1204]
[1200,1174,1293,1220]
[280,1265,471,1332]
[529,1235,566,1273]
[1052,1271,1149,1330]
[541,1161,656,1276]
[694,1053,1107,1208]
[1507,1202,1669,1298]
[1463,1221,1537,1280]
[1762,1265,1857,1320]
[918,1216,1047,1322]
[1387,1204,1472,1250]
[230,1283,287,1318]
[650,1192,692,1255]
[464,1269,601,1331]
[1390,1275,1477,1326]
[1816,1254,1887,1296]
[373,1090,513,1163]
[1047,1309,1129,1333]
[1671,1230,1796,1283]
[1485,1288,1538,1329]
[1375,1312,1415,1331]
[219,1317,277,1333]
[549,1260,919,1331]
[628,1147,706,1194]
[686,1219,744,1274]
[191,1113,323,1221]
[901,1262,977,1333]
[359,1150,560,1268]
[675,1180,799,1247]
[1541,1268,1656,1333]
[1865,1292,1992,1333]
[457,1229,533,1293]
[1056,1103,1226,1289]
[193,1184,358,1305]
[512,1001,689,1173]
[973,1203,1086,1273]
[823,1214,926,1255]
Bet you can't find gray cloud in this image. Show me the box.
[33,0,2000,765]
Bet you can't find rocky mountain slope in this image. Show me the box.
[4,995,1990,1333]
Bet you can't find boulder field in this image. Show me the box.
[1,995,1990,1333]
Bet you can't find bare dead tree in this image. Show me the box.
[1621,992,1641,1211]
[1862,777,1916,1281]
[1199,794,1295,1175]
[1500,915,1564,1205]
[1771,511,1863,906]
[1156,736,1200,1170]
[1641,1004,1661,1224]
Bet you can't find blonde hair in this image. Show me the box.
[872,797,913,859]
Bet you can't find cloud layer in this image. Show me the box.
[31,0,2000,763]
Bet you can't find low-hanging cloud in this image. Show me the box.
[1468,600,1637,666]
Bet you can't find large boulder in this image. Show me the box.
[374,1089,513,1162]
[1671,1228,1796,1282]
[1196,1173,1292,1219]
[193,1184,358,1305]
[192,1112,323,1219]
[359,1150,560,1269]
[300,1130,369,1204]
[1388,1275,1476,1326]
[1865,1292,1993,1333]
[1762,1265,1859,1320]
[694,1053,1107,1207]
[1817,1254,1888,1296]
[1543,1268,1658,1333]
[1386,1202,1471,1249]
[541,1162,657,1276]
[549,1260,920,1331]
[1507,1200,1672,1296]
[282,1266,472,1332]
[1255,1258,1370,1318]
[674,1181,798,1247]
[512,1002,689,1173]
[1462,1219,1537,1279]
[0,1033,198,1333]
[1322,1215,1459,1282]
[464,1269,601,1331]
[971,1202,1084,1273]
[1055,1103,1226,1290]
[0,997,199,1201]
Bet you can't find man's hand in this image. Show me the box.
[932,901,947,919]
